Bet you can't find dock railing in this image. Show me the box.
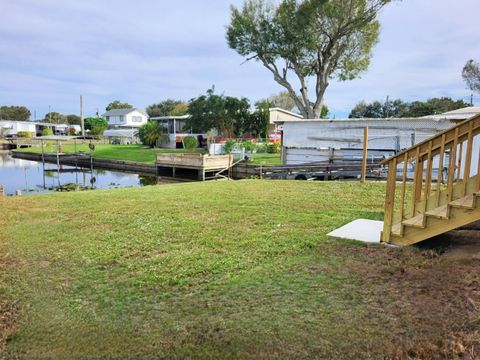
[381,114,480,243]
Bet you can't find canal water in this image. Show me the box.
[0,152,164,195]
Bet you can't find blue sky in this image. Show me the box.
[1,0,479,119]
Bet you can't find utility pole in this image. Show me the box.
[471,93,474,107]
[80,95,85,137]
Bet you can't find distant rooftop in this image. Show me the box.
[423,106,480,121]
[103,108,148,117]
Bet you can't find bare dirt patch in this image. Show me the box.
[343,232,480,360]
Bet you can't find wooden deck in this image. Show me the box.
[156,153,233,181]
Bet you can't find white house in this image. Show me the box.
[103,108,148,128]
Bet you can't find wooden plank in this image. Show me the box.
[462,121,474,196]
[450,194,475,209]
[403,214,425,228]
[425,204,449,219]
[382,157,397,243]
[446,128,459,202]
[435,134,446,207]
[409,147,422,217]
[422,141,434,212]
[400,152,408,221]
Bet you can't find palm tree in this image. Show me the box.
[138,121,166,148]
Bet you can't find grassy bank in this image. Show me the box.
[1,181,479,359]
[18,144,282,166]
[245,153,282,166]
[19,144,205,163]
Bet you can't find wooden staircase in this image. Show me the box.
[382,114,480,246]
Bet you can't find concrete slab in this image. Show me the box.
[328,219,383,244]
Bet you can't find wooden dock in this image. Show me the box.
[156,153,233,181]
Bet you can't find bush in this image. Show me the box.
[242,140,256,152]
[17,131,34,138]
[183,136,197,150]
[42,128,53,136]
[256,142,267,153]
[223,139,237,154]
[267,142,281,154]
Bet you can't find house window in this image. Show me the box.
[132,116,142,122]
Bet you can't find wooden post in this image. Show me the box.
[382,157,397,243]
[361,126,368,182]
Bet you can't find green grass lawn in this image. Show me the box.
[1,181,478,359]
[19,144,205,163]
[245,153,282,166]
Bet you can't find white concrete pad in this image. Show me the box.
[328,219,383,244]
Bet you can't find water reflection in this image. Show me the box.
[0,151,174,195]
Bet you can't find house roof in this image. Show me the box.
[269,107,304,119]
[102,108,148,117]
[422,106,480,121]
[275,106,480,124]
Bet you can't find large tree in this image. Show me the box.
[462,59,480,93]
[186,89,251,137]
[268,91,296,111]
[43,112,67,124]
[227,0,392,119]
[105,100,133,111]
[66,114,81,125]
[0,106,31,121]
[146,100,188,117]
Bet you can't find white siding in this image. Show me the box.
[282,118,455,151]
[125,110,148,127]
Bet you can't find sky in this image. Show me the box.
[0,0,479,119]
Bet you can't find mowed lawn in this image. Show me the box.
[20,144,205,163]
[1,181,479,359]
[20,144,283,166]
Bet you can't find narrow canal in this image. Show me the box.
[0,151,169,195]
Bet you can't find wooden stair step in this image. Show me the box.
[425,205,449,219]
[391,223,402,237]
[402,214,425,228]
[450,194,475,209]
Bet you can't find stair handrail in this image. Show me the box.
[382,113,480,243]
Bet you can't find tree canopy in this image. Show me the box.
[268,91,296,111]
[227,0,393,119]
[186,89,251,137]
[349,97,470,118]
[462,59,480,93]
[105,101,133,111]
[66,114,81,125]
[84,117,108,136]
[146,100,188,117]
[0,106,31,121]
[43,112,67,124]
